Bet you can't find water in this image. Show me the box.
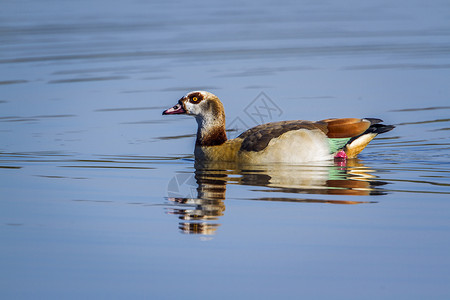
[1,0,450,298]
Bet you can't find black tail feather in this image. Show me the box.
[347,119,395,145]
[364,118,383,125]
[365,123,396,135]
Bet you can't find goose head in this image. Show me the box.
[163,91,223,118]
[163,91,227,146]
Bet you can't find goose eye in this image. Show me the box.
[188,94,203,104]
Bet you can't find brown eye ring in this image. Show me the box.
[188,93,203,104]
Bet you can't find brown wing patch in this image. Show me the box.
[319,118,371,138]
[239,120,327,152]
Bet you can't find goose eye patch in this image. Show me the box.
[188,93,203,104]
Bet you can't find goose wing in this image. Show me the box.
[238,118,372,152]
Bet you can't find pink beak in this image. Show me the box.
[162,103,186,115]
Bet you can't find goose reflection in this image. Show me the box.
[166,160,388,235]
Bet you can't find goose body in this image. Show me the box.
[163,91,394,164]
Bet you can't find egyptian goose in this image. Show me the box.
[162,91,394,163]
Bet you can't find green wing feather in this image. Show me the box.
[328,138,351,154]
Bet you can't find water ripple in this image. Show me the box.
[2,43,450,65]
[48,76,127,84]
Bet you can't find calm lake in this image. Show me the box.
[1,0,450,299]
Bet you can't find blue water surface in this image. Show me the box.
[1,0,450,299]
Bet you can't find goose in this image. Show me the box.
[162,91,394,163]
